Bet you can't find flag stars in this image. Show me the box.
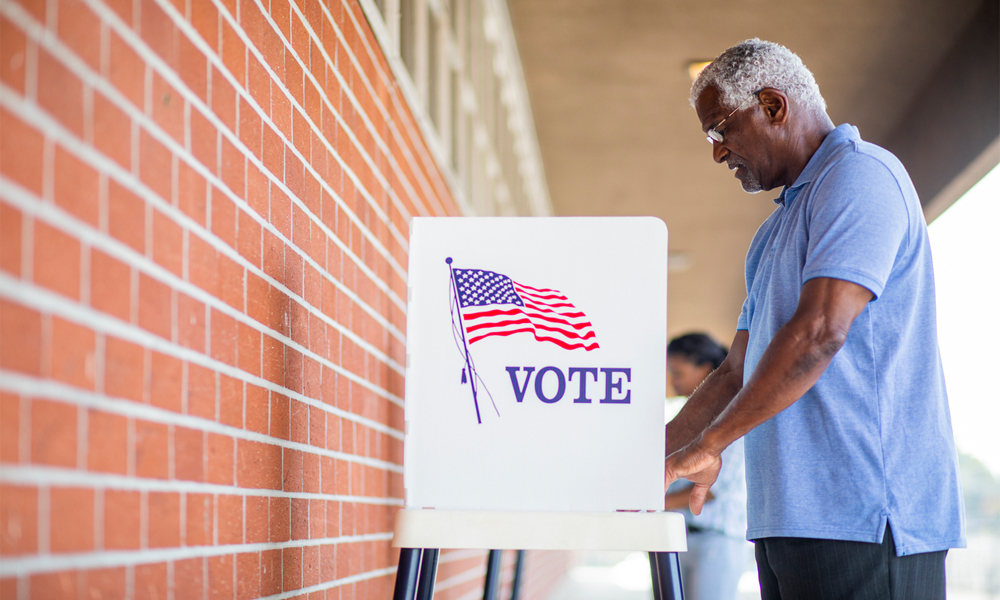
[454,269,525,307]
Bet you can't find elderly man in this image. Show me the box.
[664,39,965,599]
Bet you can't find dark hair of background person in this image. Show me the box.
[667,333,728,370]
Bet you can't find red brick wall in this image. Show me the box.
[430,549,571,600]
[0,0,568,597]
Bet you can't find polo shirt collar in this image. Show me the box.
[775,123,860,206]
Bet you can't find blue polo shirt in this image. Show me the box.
[737,124,966,555]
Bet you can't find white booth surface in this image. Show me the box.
[392,509,687,552]
[405,217,669,513]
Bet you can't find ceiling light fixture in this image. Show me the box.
[668,252,692,273]
[687,61,713,81]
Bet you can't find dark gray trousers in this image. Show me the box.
[754,525,947,600]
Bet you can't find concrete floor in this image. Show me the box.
[547,550,761,600]
[547,540,1000,600]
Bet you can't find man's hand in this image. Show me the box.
[664,440,722,515]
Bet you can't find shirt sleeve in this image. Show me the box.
[802,152,910,299]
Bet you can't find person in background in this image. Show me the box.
[665,333,747,600]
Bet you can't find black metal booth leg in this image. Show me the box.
[416,548,439,600]
[649,552,663,600]
[509,550,526,600]
[651,551,684,600]
[393,548,423,600]
[482,549,503,600]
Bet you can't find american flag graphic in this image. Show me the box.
[452,268,599,351]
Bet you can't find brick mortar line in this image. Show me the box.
[454,585,490,600]
[118,0,416,315]
[227,0,440,226]
[0,369,404,470]
[256,565,398,600]
[0,4,411,344]
[433,563,488,592]
[0,272,405,439]
[155,0,417,309]
[189,0,424,249]
[0,132,407,382]
[360,3,488,220]
[219,0,437,230]
[392,80,470,219]
[384,69,469,218]
[382,59,519,219]
[344,0,525,219]
[437,548,487,563]
[187,0,420,255]
[0,464,403,504]
[335,0,498,221]
[337,0,461,218]
[326,0,454,221]
[0,533,395,578]
[288,0,450,220]
[218,0,448,226]
[0,171,406,406]
[154,0,416,276]
[8,0,412,324]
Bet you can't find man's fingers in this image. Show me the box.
[665,447,711,485]
[664,462,681,487]
[689,485,710,515]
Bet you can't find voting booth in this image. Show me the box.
[393,217,687,600]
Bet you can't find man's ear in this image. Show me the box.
[757,88,789,125]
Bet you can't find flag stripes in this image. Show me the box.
[452,269,599,351]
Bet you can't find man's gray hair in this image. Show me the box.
[690,39,826,113]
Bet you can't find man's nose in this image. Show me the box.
[712,141,729,164]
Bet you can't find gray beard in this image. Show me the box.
[728,156,762,193]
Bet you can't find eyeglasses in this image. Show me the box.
[706,91,761,145]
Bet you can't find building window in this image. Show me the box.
[427,12,441,131]
[450,69,461,170]
[399,0,417,76]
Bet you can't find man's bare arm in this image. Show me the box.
[665,331,747,455]
[665,277,874,514]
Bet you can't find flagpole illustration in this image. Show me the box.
[446,257,482,424]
